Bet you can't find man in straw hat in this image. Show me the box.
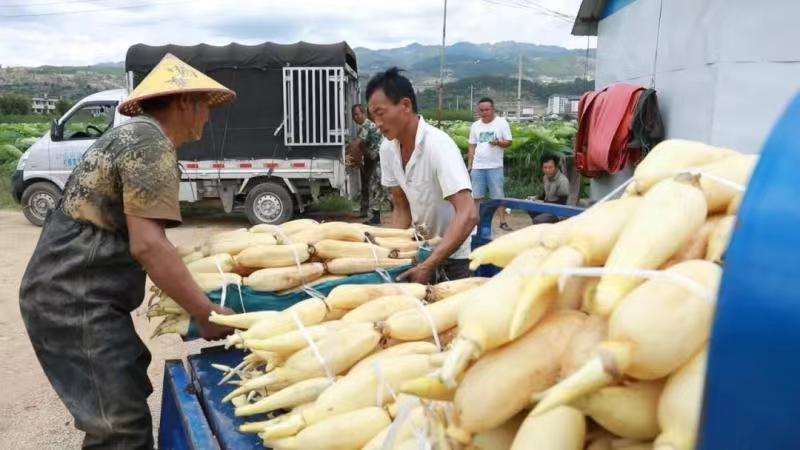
[19,53,236,449]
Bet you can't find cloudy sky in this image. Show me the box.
[0,0,593,67]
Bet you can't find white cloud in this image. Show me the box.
[0,0,593,67]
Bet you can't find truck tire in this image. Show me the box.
[21,182,62,227]
[244,181,293,225]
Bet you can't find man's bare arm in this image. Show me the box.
[467,143,476,170]
[389,186,413,229]
[127,215,230,339]
[397,189,477,283]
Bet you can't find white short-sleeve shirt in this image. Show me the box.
[380,116,472,259]
[468,117,512,169]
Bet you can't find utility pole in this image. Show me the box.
[469,84,474,112]
[456,95,459,110]
[437,0,448,126]
[517,53,522,121]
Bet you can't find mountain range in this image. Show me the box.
[0,41,594,103]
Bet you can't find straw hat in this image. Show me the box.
[118,53,236,116]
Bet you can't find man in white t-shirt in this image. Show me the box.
[468,98,513,231]
[366,67,478,284]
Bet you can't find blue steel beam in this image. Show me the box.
[698,94,800,449]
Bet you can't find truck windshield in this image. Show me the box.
[62,104,116,140]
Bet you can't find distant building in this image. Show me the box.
[547,94,580,115]
[32,95,57,114]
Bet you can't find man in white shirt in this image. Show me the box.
[468,97,513,231]
[366,67,478,284]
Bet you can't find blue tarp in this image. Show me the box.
[185,248,430,338]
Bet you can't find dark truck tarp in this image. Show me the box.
[125,42,357,161]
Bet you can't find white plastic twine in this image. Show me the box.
[290,310,335,382]
[689,170,747,192]
[379,385,430,450]
[366,231,395,284]
[364,231,443,351]
[272,227,328,304]
[594,176,635,206]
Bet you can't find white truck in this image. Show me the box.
[11,41,360,226]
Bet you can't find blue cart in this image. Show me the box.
[158,95,800,449]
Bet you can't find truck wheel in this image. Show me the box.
[244,181,293,225]
[21,182,61,227]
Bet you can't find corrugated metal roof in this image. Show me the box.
[572,0,607,36]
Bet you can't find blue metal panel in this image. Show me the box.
[188,348,264,450]
[601,0,638,19]
[473,198,584,277]
[159,360,221,450]
[698,94,800,449]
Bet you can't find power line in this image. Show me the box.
[0,0,117,9]
[480,0,575,22]
[0,0,193,18]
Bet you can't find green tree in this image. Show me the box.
[0,94,31,115]
[56,99,74,116]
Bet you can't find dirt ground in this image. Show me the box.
[0,208,530,448]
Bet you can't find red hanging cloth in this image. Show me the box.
[574,83,644,177]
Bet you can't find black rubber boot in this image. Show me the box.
[367,210,381,225]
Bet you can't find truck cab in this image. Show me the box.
[12,41,360,227]
[12,89,128,225]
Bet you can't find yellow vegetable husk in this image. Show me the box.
[654,348,707,450]
[234,377,334,417]
[661,215,723,268]
[264,406,391,450]
[509,406,585,450]
[510,197,643,339]
[560,315,608,378]
[181,250,204,264]
[379,283,481,341]
[283,221,366,245]
[573,380,663,440]
[223,323,380,401]
[469,413,526,450]
[176,243,201,257]
[451,310,586,434]
[705,215,735,263]
[261,353,442,439]
[325,283,428,310]
[428,277,490,301]
[243,321,347,355]
[208,310,278,330]
[235,243,312,269]
[357,225,416,239]
[609,260,720,380]
[244,262,325,292]
[250,218,319,235]
[225,297,330,347]
[591,175,708,317]
[275,274,347,296]
[467,222,555,270]
[399,374,457,401]
[726,192,742,215]
[361,406,427,450]
[532,260,719,415]
[623,139,736,196]
[692,154,757,214]
[206,232,277,256]
[341,294,420,323]
[186,253,235,273]
[325,257,412,275]
[439,246,553,384]
[348,341,439,375]
[312,239,396,260]
[369,236,421,252]
[191,272,242,293]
